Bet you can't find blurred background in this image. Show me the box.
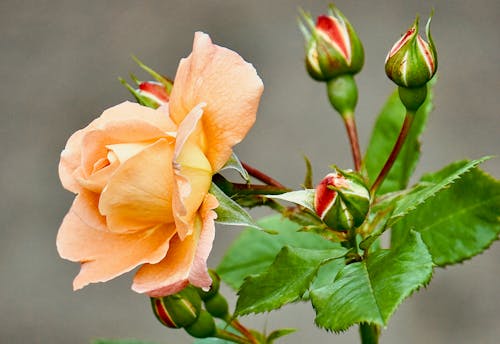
[1,0,499,343]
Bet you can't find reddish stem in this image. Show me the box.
[370,112,415,194]
[231,319,259,344]
[242,162,287,189]
[343,115,362,171]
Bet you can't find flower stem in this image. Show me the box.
[359,323,380,344]
[343,113,362,172]
[230,318,259,344]
[215,328,251,344]
[370,111,415,194]
[242,162,287,189]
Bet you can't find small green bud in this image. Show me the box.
[185,310,216,338]
[150,286,202,329]
[326,74,358,115]
[196,269,220,301]
[204,293,229,319]
[299,5,364,81]
[385,15,437,88]
[314,169,370,231]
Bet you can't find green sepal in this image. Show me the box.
[220,152,250,183]
[209,182,260,230]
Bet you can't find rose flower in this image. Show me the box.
[57,32,263,296]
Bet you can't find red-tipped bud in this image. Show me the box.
[150,286,202,329]
[299,5,364,81]
[137,81,169,106]
[385,15,437,88]
[314,169,370,231]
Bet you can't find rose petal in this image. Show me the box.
[97,101,176,133]
[172,103,212,239]
[57,206,175,290]
[169,32,264,171]
[132,194,218,296]
[98,138,176,233]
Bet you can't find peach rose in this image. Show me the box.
[57,32,263,296]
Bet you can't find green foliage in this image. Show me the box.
[388,158,488,226]
[266,328,296,343]
[392,162,500,266]
[217,215,339,290]
[311,230,433,332]
[364,83,433,194]
[235,246,347,315]
[209,183,260,229]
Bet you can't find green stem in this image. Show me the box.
[215,328,251,344]
[370,111,415,194]
[343,113,362,172]
[359,323,380,344]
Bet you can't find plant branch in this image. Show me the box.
[343,114,362,171]
[215,328,251,344]
[370,111,415,194]
[242,162,287,189]
[230,318,259,344]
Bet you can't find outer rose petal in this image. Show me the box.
[99,138,176,233]
[132,194,218,296]
[57,206,176,290]
[59,102,175,194]
[169,32,264,171]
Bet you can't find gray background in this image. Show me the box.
[1,0,499,343]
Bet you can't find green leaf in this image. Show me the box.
[388,158,488,226]
[193,338,233,344]
[217,215,339,290]
[92,340,157,344]
[392,164,500,266]
[266,328,296,343]
[364,83,434,195]
[209,183,260,229]
[221,152,251,183]
[265,189,316,212]
[235,246,347,315]
[311,230,433,332]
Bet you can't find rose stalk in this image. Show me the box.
[299,5,364,171]
[371,15,437,193]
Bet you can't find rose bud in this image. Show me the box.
[385,15,437,89]
[150,286,202,329]
[299,5,364,81]
[314,169,370,231]
[185,310,216,338]
[204,293,229,319]
[195,269,221,301]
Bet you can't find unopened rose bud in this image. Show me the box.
[195,270,220,301]
[314,169,370,231]
[299,5,364,81]
[150,286,202,329]
[204,293,229,319]
[137,81,169,107]
[385,16,437,89]
[185,310,216,338]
